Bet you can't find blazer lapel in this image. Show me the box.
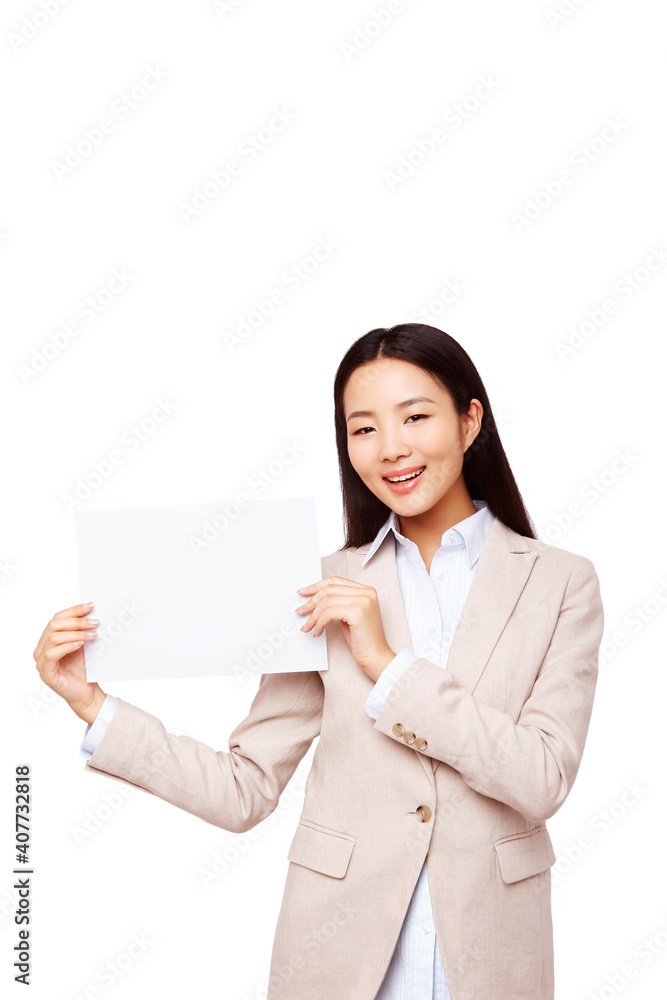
[347,515,538,780]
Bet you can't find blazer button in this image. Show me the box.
[415,737,428,751]
[392,723,405,736]
[402,731,416,745]
[415,805,432,823]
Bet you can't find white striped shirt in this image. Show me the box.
[363,498,496,999]
[80,690,118,759]
[80,498,497,1000]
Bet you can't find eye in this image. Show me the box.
[351,414,428,435]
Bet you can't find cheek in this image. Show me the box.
[422,425,461,459]
[347,440,367,477]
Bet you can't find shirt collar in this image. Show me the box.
[361,499,496,569]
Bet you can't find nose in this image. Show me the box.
[377,425,411,463]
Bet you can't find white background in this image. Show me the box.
[2,1,666,998]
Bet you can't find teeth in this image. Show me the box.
[386,467,425,483]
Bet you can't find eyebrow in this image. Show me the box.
[346,396,438,422]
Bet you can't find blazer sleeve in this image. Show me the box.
[83,668,324,833]
[371,554,604,823]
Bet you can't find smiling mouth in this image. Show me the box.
[383,465,426,483]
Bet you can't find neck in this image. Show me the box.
[396,480,478,552]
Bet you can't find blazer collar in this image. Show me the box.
[346,515,536,783]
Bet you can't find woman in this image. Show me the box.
[33,323,604,1000]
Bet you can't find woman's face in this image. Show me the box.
[343,357,482,517]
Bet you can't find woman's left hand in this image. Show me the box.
[295,576,396,682]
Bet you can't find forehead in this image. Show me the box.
[343,359,446,408]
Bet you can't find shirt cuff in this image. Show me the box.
[364,650,420,720]
[79,694,119,760]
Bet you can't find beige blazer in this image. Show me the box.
[84,515,604,1000]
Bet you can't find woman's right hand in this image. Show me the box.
[33,602,106,725]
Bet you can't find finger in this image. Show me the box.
[310,602,358,637]
[38,639,86,683]
[298,581,372,608]
[48,616,99,632]
[298,576,365,594]
[297,587,371,623]
[33,608,97,659]
[53,602,95,620]
[49,629,97,646]
[300,599,358,635]
[34,628,94,665]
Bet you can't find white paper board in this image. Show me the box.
[75,496,328,682]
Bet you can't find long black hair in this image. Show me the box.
[333,323,537,549]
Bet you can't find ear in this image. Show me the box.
[462,398,484,449]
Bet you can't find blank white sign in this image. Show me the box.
[75,496,328,682]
